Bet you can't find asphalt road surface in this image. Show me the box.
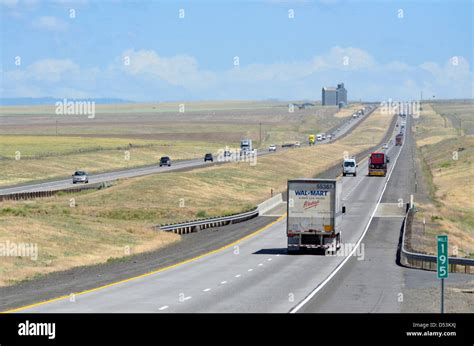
[0,106,372,195]
[296,114,473,313]
[17,110,403,313]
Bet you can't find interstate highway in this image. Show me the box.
[14,114,402,313]
[0,106,372,196]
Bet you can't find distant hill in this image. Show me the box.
[0,97,134,106]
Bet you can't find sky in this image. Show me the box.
[1,0,473,102]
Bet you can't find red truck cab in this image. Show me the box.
[368,152,387,177]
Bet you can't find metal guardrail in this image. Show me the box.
[158,208,259,235]
[400,207,473,274]
[158,193,284,235]
[0,182,111,202]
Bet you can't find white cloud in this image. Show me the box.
[117,49,217,88]
[0,0,19,7]
[33,16,67,31]
[1,47,472,101]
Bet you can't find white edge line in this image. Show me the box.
[289,121,405,313]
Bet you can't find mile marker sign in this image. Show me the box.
[437,235,448,279]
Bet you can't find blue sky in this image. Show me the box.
[1,0,473,102]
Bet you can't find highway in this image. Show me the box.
[0,106,372,196]
[15,111,403,313]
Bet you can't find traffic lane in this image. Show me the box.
[21,179,379,314]
[297,217,405,313]
[20,218,292,313]
[0,157,207,194]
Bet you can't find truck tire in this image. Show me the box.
[353,172,357,177]
[342,173,346,177]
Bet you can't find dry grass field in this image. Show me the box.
[0,101,347,186]
[411,102,474,258]
[0,106,394,286]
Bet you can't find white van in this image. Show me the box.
[342,158,358,176]
[316,134,323,141]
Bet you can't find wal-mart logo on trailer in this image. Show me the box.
[294,190,329,196]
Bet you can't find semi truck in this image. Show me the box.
[368,152,388,177]
[395,133,403,146]
[287,179,345,254]
[240,139,253,155]
[308,134,315,146]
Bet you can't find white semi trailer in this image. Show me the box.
[287,179,345,254]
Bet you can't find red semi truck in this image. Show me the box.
[368,152,388,177]
[395,133,403,146]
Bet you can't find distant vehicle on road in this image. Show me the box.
[204,153,213,162]
[240,139,253,156]
[327,134,333,140]
[282,143,295,148]
[368,152,387,177]
[383,143,389,149]
[287,179,345,254]
[224,150,231,158]
[308,134,315,146]
[342,158,358,176]
[159,156,171,167]
[321,133,326,140]
[72,170,89,184]
[294,141,301,147]
[395,133,403,146]
[268,144,277,152]
[316,134,323,141]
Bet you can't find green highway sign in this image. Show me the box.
[437,235,449,279]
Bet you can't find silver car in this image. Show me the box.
[72,170,89,184]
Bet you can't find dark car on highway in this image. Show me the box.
[204,153,213,162]
[159,156,171,167]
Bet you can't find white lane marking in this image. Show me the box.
[220,281,227,285]
[258,263,263,266]
[267,258,272,261]
[276,254,280,257]
[248,269,253,272]
[183,296,192,301]
[290,118,405,313]
[203,288,211,292]
[235,274,241,278]
[159,305,169,311]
